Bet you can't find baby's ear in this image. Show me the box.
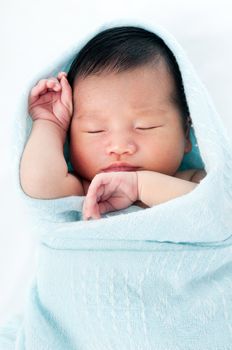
[184,115,192,153]
[184,138,192,154]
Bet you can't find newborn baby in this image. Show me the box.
[20,26,206,220]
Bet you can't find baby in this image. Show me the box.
[20,26,206,220]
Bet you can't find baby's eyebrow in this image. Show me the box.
[77,107,167,120]
[77,114,107,121]
[133,107,168,114]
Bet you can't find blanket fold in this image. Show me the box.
[2,17,232,350]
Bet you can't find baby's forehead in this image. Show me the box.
[73,59,175,95]
[73,59,173,86]
[72,66,177,123]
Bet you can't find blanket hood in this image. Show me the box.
[5,18,232,350]
[17,18,232,244]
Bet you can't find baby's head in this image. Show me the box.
[67,26,192,181]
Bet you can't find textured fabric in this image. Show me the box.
[1,18,232,349]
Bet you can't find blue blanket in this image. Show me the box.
[1,18,232,350]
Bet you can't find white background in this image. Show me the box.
[0,0,232,326]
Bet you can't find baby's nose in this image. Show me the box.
[106,137,137,156]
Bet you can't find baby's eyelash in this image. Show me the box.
[136,127,157,130]
[87,130,104,133]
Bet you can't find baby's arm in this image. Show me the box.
[137,170,206,208]
[20,120,84,198]
[82,169,206,220]
[20,73,84,199]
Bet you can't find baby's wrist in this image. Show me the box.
[33,117,68,131]
[33,119,67,143]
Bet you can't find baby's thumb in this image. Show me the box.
[60,76,73,114]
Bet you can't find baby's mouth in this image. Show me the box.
[102,163,140,172]
[103,167,139,172]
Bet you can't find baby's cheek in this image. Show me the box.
[142,141,183,175]
[159,150,185,175]
[70,137,103,178]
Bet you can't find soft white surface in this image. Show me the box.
[0,0,231,327]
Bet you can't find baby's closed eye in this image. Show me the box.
[86,130,105,133]
[84,124,164,133]
[136,125,163,130]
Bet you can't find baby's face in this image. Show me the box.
[70,62,191,181]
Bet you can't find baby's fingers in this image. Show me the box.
[60,76,73,114]
[30,79,47,99]
[83,185,104,220]
[47,78,61,91]
[83,202,101,221]
[29,78,60,104]
[57,71,67,79]
[83,199,99,220]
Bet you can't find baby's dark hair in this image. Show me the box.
[67,26,191,134]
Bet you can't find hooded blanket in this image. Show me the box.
[1,18,232,350]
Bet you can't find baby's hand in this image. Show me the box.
[28,72,73,132]
[83,172,138,220]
